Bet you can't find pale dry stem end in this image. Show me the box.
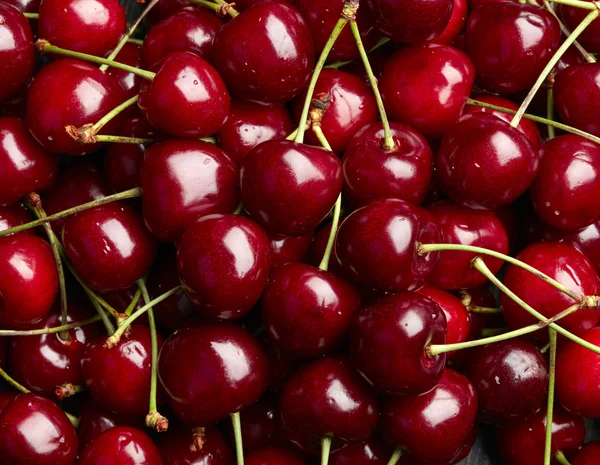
[190,427,206,452]
[146,411,169,432]
[35,39,50,53]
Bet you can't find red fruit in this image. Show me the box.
[559,1,600,53]
[232,395,284,452]
[78,401,123,451]
[78,426,161,465]
[330,438,393,465]
[429,0,467,45]
[246,447,307,465]
[572,441,600,465]
[268,230,313,267]
[107,43,144,101]
[156,427,234,465]
[0,204,32,238]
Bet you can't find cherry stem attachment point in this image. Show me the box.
[321,434,333,465]
[386,447,403,465]
[544,328,558,465]
[554,451,572,465]
[55,383,86,400]
[231,411,244,465]
[212,0,240,17]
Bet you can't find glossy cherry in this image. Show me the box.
[246,447,307,465]
[559,1,600,53]
[330,438,392,465]
[156,426,234,465]
[78,426,162,465]
[572,441,600,465]
[0,393,78,465]
[380,43,475,140]
[268,230,313,267]
[240,139,343,236]
[0,391,17,413]
[107,43,144,101]
[230,394,284,452]
[429,0,467,45]
[141,139,240,242]
[78,401,124,451]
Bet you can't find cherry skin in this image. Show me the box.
[240,139,343,236]
[78,401,123,451]
[158,322,268,425]
[330,438,393,465]
[177,214,271,320]
[262,262,360,357]
[212,1,315,104]
[380,43,475,140]
[559,2,600,53]
[107,43,144,101]
[436,113,539,209]
[0,392,17,413]
[0,117,58,206]
[342,122,433,209]
[501,242,600,342]
[0,3,35,102]
[78,426,162,465]
[0,234,58,329]
[156,426,234,465]
[268,230,313,267]
[427,200,509,289]
[429,0,467,45]
[572,441,600,465]
[231,394,284,452]
[26,59,126,156]
[246,447,307,465]
[335,198,440,291]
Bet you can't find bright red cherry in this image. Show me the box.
[141,139,240,242]
[0,393,78,465]
[429,0,467,45]
[78,426,162,465]
[380,43,475,140]
[330,438,392,465]
[350,291,447,394]
[246,447,307,465]
[78,401,123,451]
[156,427,234,465]
[158,322,268,425]
[268,230,313,267]
[559,2,600,53]
[231,394,284,452]
[240,139,343,236]
[335,198,440,291]
[212,1,315,104]
[107,43,144,101]
[572,441,600,465]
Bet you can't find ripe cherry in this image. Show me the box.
[330,438,392,465]
[231,394,284,452]
[0,204,31,238]
[78,426,162,465]
[0,392,17,413]
[429,0,467,45]
[572,441,600,465]
[246,447,307,465]
[78,401,123,451]
[559,1,600,53]
[107,43,144,101]
[268,230,313,267]
[156,427,234,465]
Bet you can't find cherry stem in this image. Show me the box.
[94,135,156,144]
[125,287,142,317]
[0,315,101,337]
[544,328,558,465]
[22,12,38,18]
[510,8,599,127]
[55,383,86,400]
[546,0,598,10]
[547,89,556,140]
[326,37,391,70]
[0,187,142,239]
[470,306,501,314]
[419,243,582,302]
[0,367,29,393]
[480,327,508,337]
[213,0,239,17]
[234,203,244,215]
[286,128,300,141]
[386,447,403,465]
[65,412,80,428]
[36,40,156,81]
[127,38,143,45]
[89,297,116,336]
[555,451,572,465]
[321,434,333,465]
[231,411,244,465]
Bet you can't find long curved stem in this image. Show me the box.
[0,316,101,337]
[544,328,558,465]
[0,367,29,392]
[125,287,142,317]
[555,451,572,465]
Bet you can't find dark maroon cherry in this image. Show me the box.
[429,0,467,45]
[428,200,509,289]
[0,234,58,329]
[268,230,313,267]
[0,3,34,102]
[212,1,315,104]
[572,441,600,465]
[350,291,447,394]
[4,0,39,16]
[342,122,433,209]
[0,392,17,413]
[262,262,360,357]
[382,369,477,464]
[465,3,561,94]
[330,438,392,465]
[26,59,126,156]
[335,198,440,291]
[106,43,144,101]
[380,43,475,140]
[141,139,240,242]
[246,447,307,465]
[231,394,284,453]
[78,401,123,451]
[264,340,303,392]
[0,393,78,465]
[240,139,343,236]
[78,426,162,465]
[559,2,600,53]
[177,214,271,319]
[436,113,539,209]
[158,322,268,425]
[156,426,234,465]
[147,0,190,24]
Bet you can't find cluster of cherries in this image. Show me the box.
[1,0,600,463]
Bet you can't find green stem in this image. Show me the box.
[23,12,38,18]
[234,203,244,215]
[88,293,116,335]
[125,287,142,317]
[547,89,556,140]
[386,447,403,465]
[0,367,29,392]
[188,0,220,12]
[510,9,599,127]
[546,0,598,10]
[0,315,101,336]
[470,306,501,314]
[544,328,558,465]
[127,38,144,45]
[95,135,155,144]
[321,435,333,465]
[480,327,509,337]
[231,411,244,465]
[286,128,299,141]
[325,36,391,69]
[555,451,572,465]
[65,412,80,428]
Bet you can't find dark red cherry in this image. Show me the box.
[81,325,164,418]
[382,369,477,464]
[330,438,392,465]
[279,356,378,451]
[177,214,271,320]
[231,394,284,452]
[335,198,440,291]
[497,407,586,465]
[158,322,268,425]
[342,122,433,209]
[0,234,58,329]
[465,3,561,94]
[78,426,161,465]
[0,391,17,413]
[62,202,157,292]
[380,43,475,140]
[212,1,315,104]
[559,2,600,53]
[106,43,144,101]
[464,339,548,425]
[0,117,58,206]
[246,447,307,465]
[531,135,600,231]
[240,139,343,236]
[26,59,126,156]
[4,0,39,17]
[78,401,123,451]
[262,262,360,357]
[572,441,600,465]
[264,341,303,392]
[501,242,600,342]
[366,0,453,43]
[217,100,294,165]
[0,3,34,102]
[141,139,240,242]
[429,0,467,45]
[428,200,509,289]
[147,0,189,24]
[350,291,447,394]
[156,426,234,465]
[268,230,313,267]
[436,113,539,209]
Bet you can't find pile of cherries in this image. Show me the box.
[1,0,600,463]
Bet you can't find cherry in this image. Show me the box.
[292,69,378,154]
[26,59,126,156]
[246,447,307,465]
[262,262,360,357]
[212,1,315,104]
[4,0,39,17]
[335,198,440,291]
[240,139,342,236]
[436,113,539,209]
[427,200,509,289]
[268,230,313,267]
[0,117,58,206]
[342,122,433,209]
[559,1,600,53]
[78,401,123,451]
[501,242,600,342]
[264,340,303,392]
[147,0,190,24]
[138,51,230,138]
[0,393,78,465]
[156,426,234,465]
[78,426,161,465]
[0,3,35,102]
[0,391,17,413]
[330,438,392,465]
[0,234,58,329]
[81,325,164,418]
[380,43,475,140]
[158,322,268,425]
[231,394,284,452]
[429,0,467,45]
[177,214,271,320]
[107,43,144,101]
[572,441,600,465]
